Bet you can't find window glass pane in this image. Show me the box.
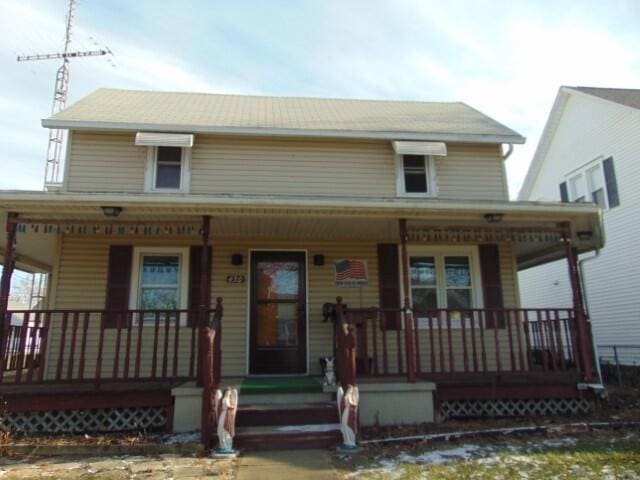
[592,188,606,208]
[256,303,298,347]
[156,163,181,189]
[410,257,436,286]
[569,174,585,202]
[445,256,471,287]
[256,261,299,300]
[141,256,179,285]
[141,287,179,310]
[412,288,438,313]
[157,146,182,163]
[403,155,428,193]
[587,165,604,191]
[446,289,471,309]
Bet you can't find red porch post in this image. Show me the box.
[399,219,417,382]
[562,230,594,381]
[197,215,211,387]
[0,212,18,346]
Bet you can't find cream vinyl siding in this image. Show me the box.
[66,132,146,192]
[64,133,508,200]
[46,235,520,379]
[435,144,507,200]
[190,137,396,197]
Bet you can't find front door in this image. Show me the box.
[249,251,307,374]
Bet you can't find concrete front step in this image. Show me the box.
[237,402,339,427]
[237,391,334,405]
[235,424,342,450]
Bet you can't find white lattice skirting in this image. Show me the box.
[1,407,167,433]
[440,398,593,419]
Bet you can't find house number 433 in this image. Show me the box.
[226,275,245,284]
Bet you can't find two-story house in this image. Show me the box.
[0,89,603,449]
[519,86,640,367]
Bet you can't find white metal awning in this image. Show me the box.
[135,132,194,147]
[392,141,447,156]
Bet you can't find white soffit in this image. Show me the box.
[135,132,194,147]
[392,141,447,156]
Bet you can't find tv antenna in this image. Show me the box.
[16,0,111,188]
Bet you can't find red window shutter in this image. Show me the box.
[188,245,212,327]
[479,244,504,328]
[104,245,133,328]
[377,243,401,330]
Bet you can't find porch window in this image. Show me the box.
[408,247,481,326]
[139,255,181,310]
[129,247,190,322]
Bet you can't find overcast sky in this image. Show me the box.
[1,0,639,197]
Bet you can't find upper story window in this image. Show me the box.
[560,157,619,209]
[392,141,446,197]
[154,146,184,190]
[136,132,194,193]
[403,155,430,193]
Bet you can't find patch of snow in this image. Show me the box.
[539,437,577,448]
[396,444,486,465]
[276,423,340,432]
[162,432,200,444]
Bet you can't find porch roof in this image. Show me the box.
[0,190,603,272]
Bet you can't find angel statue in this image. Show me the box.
[214,388,238,455]
[337,384,359,451]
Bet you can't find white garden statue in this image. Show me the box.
[323,357,336,386]
[214,388,238,455]
[337,385,359,451]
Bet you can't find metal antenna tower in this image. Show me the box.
[17,0,110,187]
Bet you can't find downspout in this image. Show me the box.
[578,250,605,389]
[502,143,514,160]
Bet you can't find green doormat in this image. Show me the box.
[240,376,323,395]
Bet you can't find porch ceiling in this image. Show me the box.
[0,191,603,271]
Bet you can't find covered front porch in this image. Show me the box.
[0,193,603,443]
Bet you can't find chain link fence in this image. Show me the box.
[597,345,640,387]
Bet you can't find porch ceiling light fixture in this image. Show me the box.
[576,230,593,241]
[484,213,504,224]
[101,206,123,217]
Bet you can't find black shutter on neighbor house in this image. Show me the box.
[478,244,504,328]
[188,245,212,327]
[603,157,620,208]
[104,245,133,328]
[377,243,401,330]
[559,181,569,203]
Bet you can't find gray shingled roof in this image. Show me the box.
[574,86,640,110]
[43,88,524,143]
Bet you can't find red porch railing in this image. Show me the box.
[0,306,222,385]
[335,299,589,385]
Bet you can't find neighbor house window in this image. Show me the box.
[408,247,481,327]
[559,157,619,209]
[396,154,436,196]
[129,247,189,322]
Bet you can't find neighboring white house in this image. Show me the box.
[519,86,640,364]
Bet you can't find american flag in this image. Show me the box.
[335,260,367,281]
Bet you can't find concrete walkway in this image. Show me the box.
[236,449,336,480]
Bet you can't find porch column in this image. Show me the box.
[197,215,212,387]
[399,219,417,382]
[562,230,594,381]
[0,212,18,346]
